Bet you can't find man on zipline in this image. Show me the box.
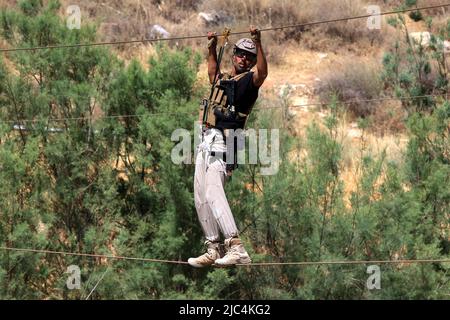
[188,26,268,267]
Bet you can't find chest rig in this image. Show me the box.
[200,73,250,174]
[202,72,249,128]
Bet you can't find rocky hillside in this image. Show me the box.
[1,0,448,198]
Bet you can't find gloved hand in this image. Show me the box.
[207,31,217,48]
[250,25,261,43]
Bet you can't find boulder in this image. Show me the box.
[198,11,233,27]
[409,31,431,47]
[147,24,170,39]
[409,31,449,54]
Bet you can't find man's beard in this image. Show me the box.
[233,61,248,74]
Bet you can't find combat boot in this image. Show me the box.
[214,237,251,266]
[188,241,222,268]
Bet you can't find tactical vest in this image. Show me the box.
[202,72,250,129]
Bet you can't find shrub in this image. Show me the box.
[316,57,383,118]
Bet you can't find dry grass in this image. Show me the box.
[197,0,387,54]
[409,0,449,16]
[175,0,306,65]
[151,0,199,23]
[369,0,449,14]
[337,115,408,168]
[369,100,407,136]
[315,55,384,118]
[313,47,410,135]
[1,0,445,53]
[0,0,396,66]
[0,0,14,8]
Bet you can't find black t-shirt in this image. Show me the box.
[234,71,259,115]
[215,71,259,130]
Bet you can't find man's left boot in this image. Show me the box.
[214,237,251,266]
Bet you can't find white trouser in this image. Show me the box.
[194,128,239,242]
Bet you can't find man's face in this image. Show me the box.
[232,49,256,73]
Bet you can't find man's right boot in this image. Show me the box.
[188,240,222,268]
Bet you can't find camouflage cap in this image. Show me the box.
[234,38,257,55]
